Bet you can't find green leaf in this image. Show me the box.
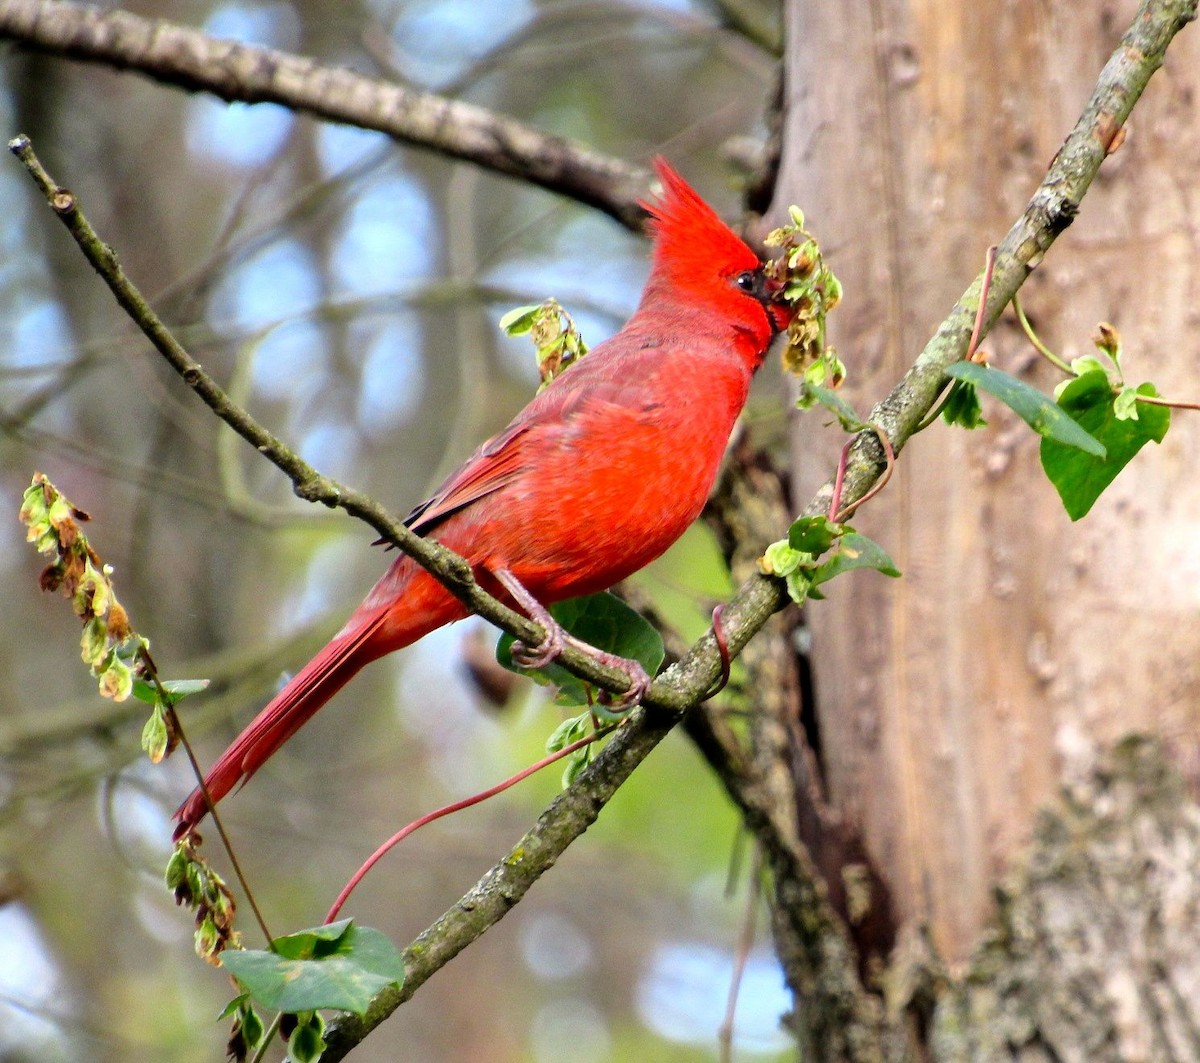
[797,382,863,429]
[268,918,354,960]
[945,362,1106,457]
[239,1003,265,1053]
[1113,386,1140,421]
[760,541,815,605]
[131,676,210,706]
[941,378,987,430]
[497,305,541,336]
[288,1014,326,1063]
[545,712,589,754]
[788,516,842,554]
[496,592,665,706]
[1069,354,1108,379]
[561,745,593,788]
[812,533,901,586]
[221,921,405,1016]
[217,994,249,1021]
[1040,373,1170,520]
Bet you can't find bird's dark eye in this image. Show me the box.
[735,270,758,293]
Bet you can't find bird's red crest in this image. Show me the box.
[642,158,761,281]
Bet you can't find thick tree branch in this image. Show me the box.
[7,0,1193,1055]
[0,0,651,230]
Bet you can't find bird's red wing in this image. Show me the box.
[405,418,534,535]
[405,353,651,536]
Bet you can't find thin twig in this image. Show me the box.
[1012,291,1074,374]
[7,133,653,710]
[718,847,763,1063]
[1136,394,1200,411]
[131,643,275,945]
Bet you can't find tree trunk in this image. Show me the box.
[770,0,1200,1055]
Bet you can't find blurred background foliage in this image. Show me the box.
[0,0,799,1060]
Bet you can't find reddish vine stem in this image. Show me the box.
[967,244,998,361]
[832,425,895,523]
[324,724,619,923]
[1137,394,1200,412]
[914,242,1004,434]
[703,603,732,701]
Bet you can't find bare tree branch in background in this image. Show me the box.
[0,0,652,229]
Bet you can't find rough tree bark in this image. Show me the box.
[771,0,1200,1057]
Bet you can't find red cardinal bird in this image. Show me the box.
[175,159,791,834]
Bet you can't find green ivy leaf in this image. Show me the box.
[131,677,210,707]
[788,515,842,554]
[497,305,541,336]
[941,378,987,430]
[812,533,901,586]
[545,712,589,754]
[288,1013,326,1063]
[496,592,665,706]
[796,383,865,431]
[945,362,1106,456]
[220,920,405,1016]
[561,745,593,788]
[1040,372,1170,520]
[1113,385,1140,421]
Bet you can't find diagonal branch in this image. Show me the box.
[0,0,652,229]
[7,0,1194,1056]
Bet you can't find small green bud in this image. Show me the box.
[80,617,108,666]
[142,705,169,763]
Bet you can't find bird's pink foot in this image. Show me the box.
[493,568,652,708]
[494,568,564,668]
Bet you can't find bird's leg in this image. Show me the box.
[493,569,652,709]
[493,568,563,670]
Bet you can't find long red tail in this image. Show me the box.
[173,562,464,837]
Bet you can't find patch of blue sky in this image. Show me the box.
[0,169,29,262]
[0,905,74,1062]
[299,419,361,485]
[3,297,74,374]
[210,239,322,333]
[637,942,792,1054]
[484,212,647,379]
[386,0,536,88]
[186,97,295,170]
[315,123,391,179]
[355,317,426,435]
[103,764,174,868]
[187,3,300,167]
[330,174,438,298]
[482,210,648,324]
[281,534,363,635]
[203,0,299,49]
[250,319,329,404]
